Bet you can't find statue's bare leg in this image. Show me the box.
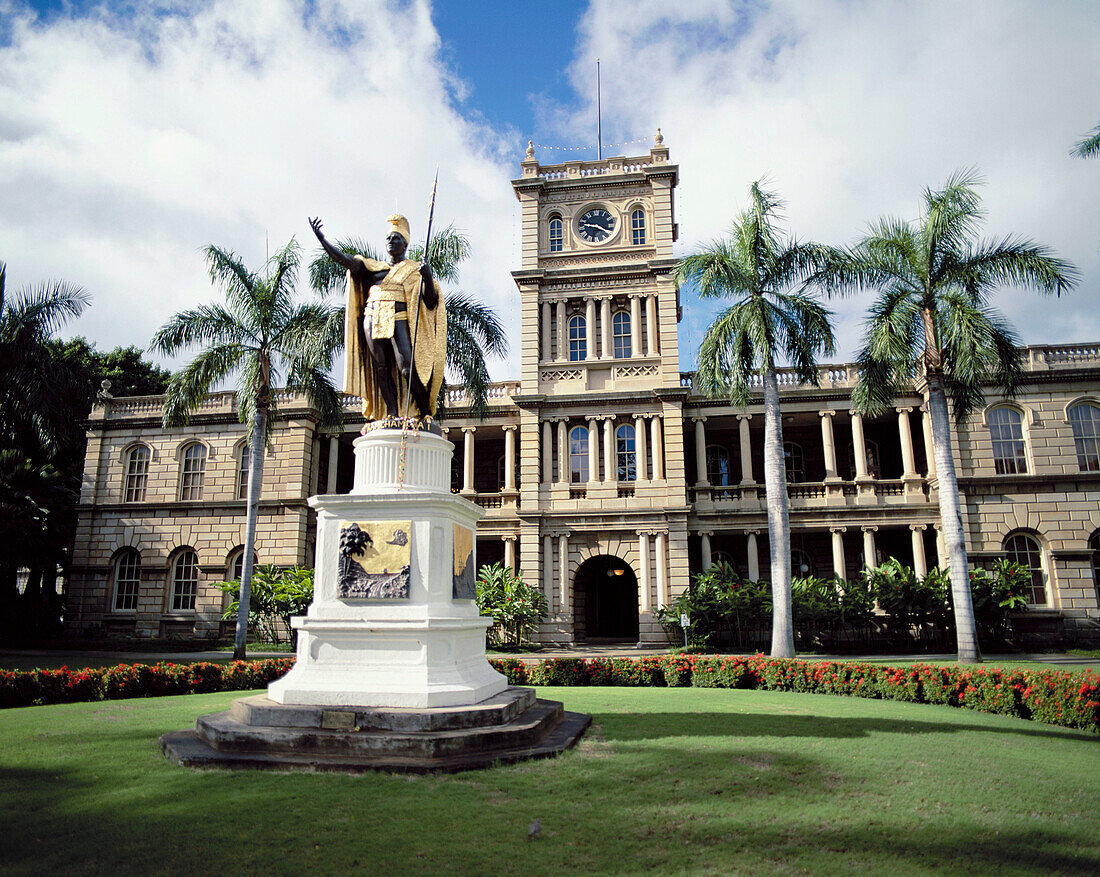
[392,320,431,418]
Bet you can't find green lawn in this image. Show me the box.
[1,688,1097,876]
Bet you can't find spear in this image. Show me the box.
[403,166,439,424]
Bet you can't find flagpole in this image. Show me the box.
[596,58,602,160]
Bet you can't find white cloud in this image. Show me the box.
[0,0,522,380]
[567,0,1100,367]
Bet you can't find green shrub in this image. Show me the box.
[475,563,548,647]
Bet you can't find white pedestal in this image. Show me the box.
[268,428,507,708]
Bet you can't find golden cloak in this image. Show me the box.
[343,255,446,421]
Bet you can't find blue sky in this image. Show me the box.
[2,0,1098,380]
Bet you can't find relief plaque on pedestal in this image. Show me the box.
[337,521,411,599]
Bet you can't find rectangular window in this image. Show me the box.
[171,551,198,611]
[124,448,149,503]
[113,552,141,611]
[988,408,1027,475]
[237,445,249,500]
[180,445,206,500]
[631,209,646,245]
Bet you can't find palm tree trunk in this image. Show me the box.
[762,369,795,658]
[234,406,267,660]
[926,379,981,663]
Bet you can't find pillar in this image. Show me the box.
[504,535,516,571]
[650,415,664,480]
[644,294,657,356]
[655,531,668,609]
[638,531,651,612]
[586,416,599,485]
[461,427,475,494]
[851,412,869,478]
[503,424,517,491]
[635,415,648,483]
[746,530,760,581]
[922,407,937,478]
[910,524,928,578]
[700,531,713,570]
[326,436,339,493]
[898,407,917,478]
[557,419,568,484]
[693,416,708,486]
[603,417,615,483]
[600,297,612,359]
[820,410,838,480]
[738,414,754,484]
[543,534,554,609]
[585,297,596,361]
[862,526,878,569]
[630,294,642,359]
[555,300,566,362]
[542,420,552,484]
[934,524,946,568]
[831,527,847,581]
[558,533,570,615]
[541,301,551,361]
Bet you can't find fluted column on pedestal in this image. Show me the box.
[503,424,517,492]
[862,526,878,569]
[831,527,847,581]
[461,427,476,495]
[693,416,709,486]
[635,415,648,483]
[910,524,927,577]
[738,414,754,484]
[637,531,651,613]
[746,530,760,581]
[586,416,599,485]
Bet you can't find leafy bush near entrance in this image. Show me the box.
[475,563,548,647]
[218,566,313,647]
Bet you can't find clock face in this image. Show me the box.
[576,208,616,243]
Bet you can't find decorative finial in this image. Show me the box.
[655,128,664,145]
[98,379,112,400]
[526,140,535,159]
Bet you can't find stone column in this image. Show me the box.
[503,535,516,571]
[503,424,517,491]
[637,531,651,612]
[555,300,567,361]
[738,414,755,484]
[600,297,612,359]
[461,427,476,494]
[645,294,658,356]
[541,301,551,362]
[851,412,869,478]
[603,417,615,483]
[310,436,322,494]
[635,415,648,483]
[558,532,570,615]
[557,419,568,484]
[831,527,847,581]
[586,416,599,485]
[630,294,642,358]
[820,410,838,480]
[542,420,552,484]
[693,416,709,486]
[910,524,928,578]
[585,297,596,361]
[746,530,760,581]
[326,435,339,493]
[897,407,918,478]
[655,531,668,609]
[862,526,878,569]
[922,408,937,479]
[650,415,664,480]
[700,530,713,570]
[543,534,554,609]
[934,524,946,568]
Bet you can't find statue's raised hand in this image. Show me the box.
[309,217,325,240]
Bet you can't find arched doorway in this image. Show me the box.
[573,555,639,642]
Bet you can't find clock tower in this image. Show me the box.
[510,132,690,644]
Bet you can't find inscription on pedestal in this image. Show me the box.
[453,524,475,599]
[338,521,411,599]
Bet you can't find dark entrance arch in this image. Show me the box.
[573,555,639,642]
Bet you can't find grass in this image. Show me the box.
[1,688,1098,876]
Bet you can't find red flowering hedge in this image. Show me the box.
[488,655,1100,734]
[0,659,295,709]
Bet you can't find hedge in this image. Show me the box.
[2,655,1097,735]
[487,655,1100,734]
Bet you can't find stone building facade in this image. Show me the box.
[68,141,1100,644]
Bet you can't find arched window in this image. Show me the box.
[616,424,636,481]
[783,442,805,483]
[236,443,250,500]
[179,443,207,501]
[706,445,731,486]
[569,425,589,483]
[612,310,632,358]
[548,215,563,253]
[631,208,646,245]
[791,548,815,578]
[568,314,587,362]
[1069,402,1100,472]
[171,549,199,611]
[112,549,141,612]
[847,439,881,478]
[123,445,150,503]
[988,407,1027,474]
[1004,532,1047,606]
[227,548,257,583]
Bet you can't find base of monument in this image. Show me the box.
[159,687,591,774]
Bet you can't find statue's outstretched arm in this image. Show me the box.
[309,217,361,275]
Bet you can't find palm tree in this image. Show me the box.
[1071,122,1100,158]
[151,240,343,659]
[814,170,1078,663]
[676,182,836,659]
[307,225,507,416]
